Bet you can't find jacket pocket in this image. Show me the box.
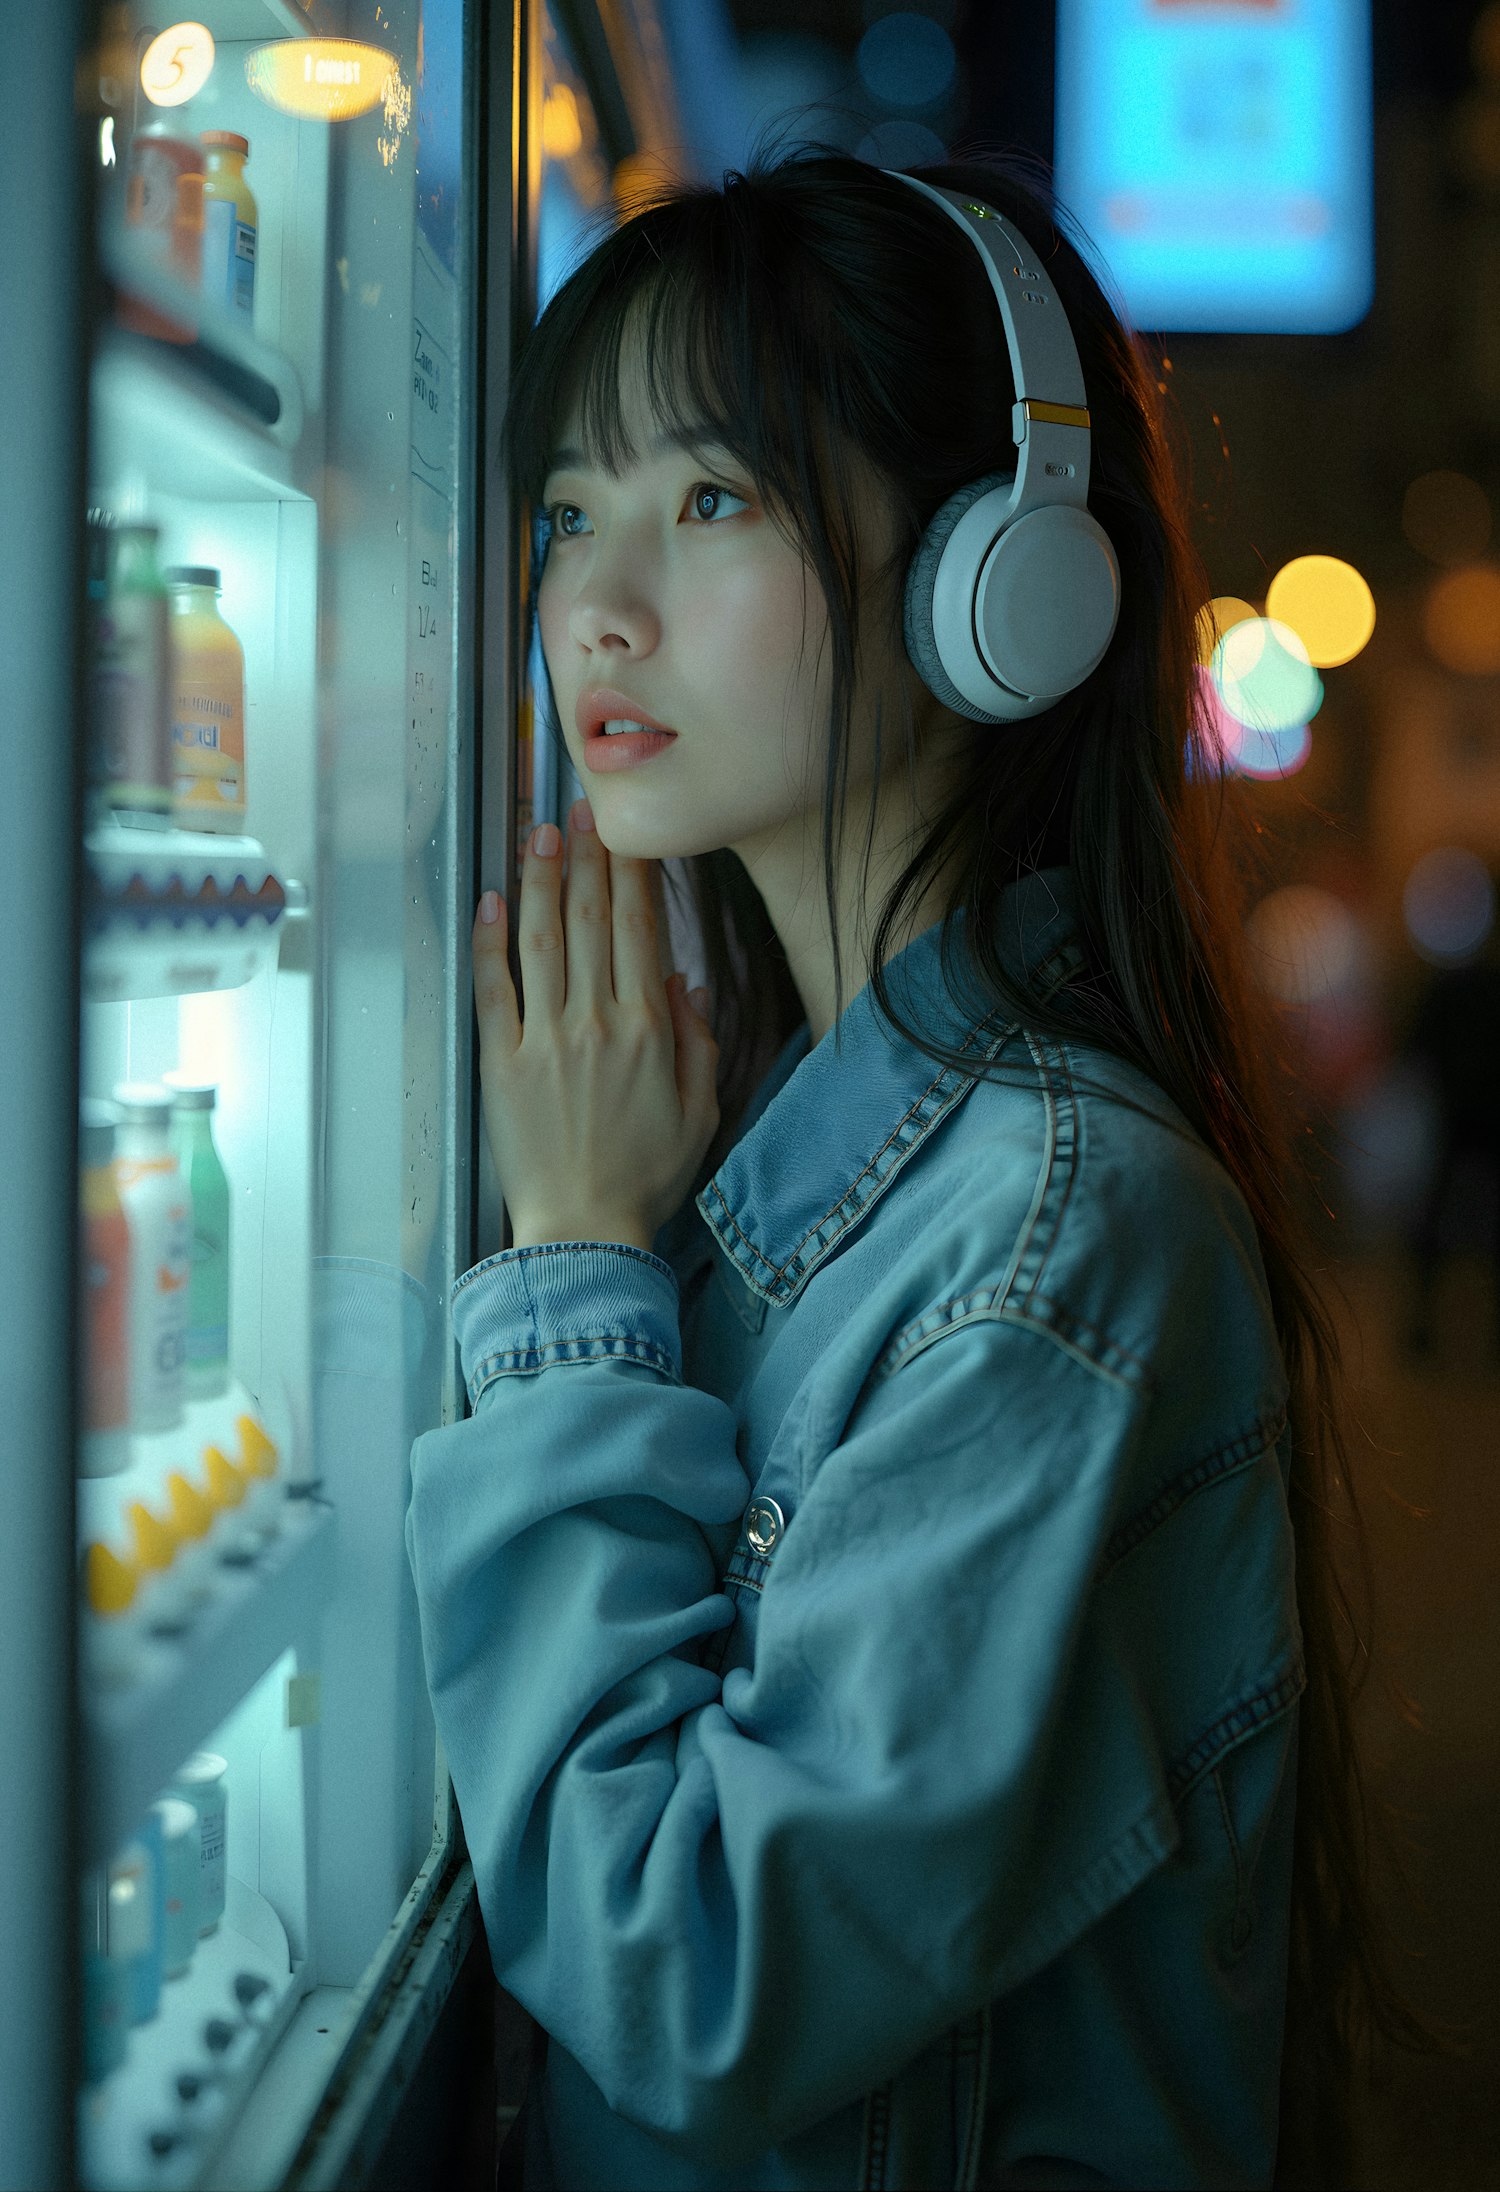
[1206,1701,1299,1966]
[857,2002,991,2191]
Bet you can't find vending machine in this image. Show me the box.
[0,1,738,2184]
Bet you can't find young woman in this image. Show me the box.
[406,144,1448,2190]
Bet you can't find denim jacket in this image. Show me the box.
[406,864,1303,2191]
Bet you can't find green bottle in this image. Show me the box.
[163,1075,230,1397]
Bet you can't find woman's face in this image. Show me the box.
[535,333,926,884]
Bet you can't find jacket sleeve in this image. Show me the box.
[405,1241,1187,2169]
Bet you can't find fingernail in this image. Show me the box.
[532,823,561,857]
[478,891,500,924]
[570,798,595,833]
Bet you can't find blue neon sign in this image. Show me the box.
[1055,0,1374,334]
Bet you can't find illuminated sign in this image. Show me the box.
[140,21,215,107]
[245,39,397,122]
[1055,0,1374,332]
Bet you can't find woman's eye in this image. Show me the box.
[546,503,592,539]
[689,482,749,523]
[541,482,745,541]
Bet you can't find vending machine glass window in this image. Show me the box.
[74,1,480,2183]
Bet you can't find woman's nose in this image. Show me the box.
[567,558,661,656]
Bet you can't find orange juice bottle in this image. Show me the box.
[164,567,247,835]
[199,132,257,326]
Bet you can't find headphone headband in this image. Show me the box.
[881,172,1093,513]
[880,170,1121,721]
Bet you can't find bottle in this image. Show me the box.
[203,1443,258,1564]
[107,1817,164,2026]
[81,1541,145,1689]
[165,1472,217,1604]
[122,127,203,344]
[79,1100,131,1477]
[162,1074,231,1388]
[164,571,248,836]
[127,1501,193,1635]
[112,1084,192,1432]
[151,1796,203,1979]
[88,526,173,825]
[236,1415,282,1543]
[199,132,257,325]
[167,1752,228,1936]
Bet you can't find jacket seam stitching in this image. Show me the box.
[467,1337,677,1403]
[869,1298,1144,1394]
[704,1009,1031,1298]
[1166,1658,1306,1804]
[453,1238,676,1300]
[1100,1406,1290,1571]
[1001,1031,1082,1315]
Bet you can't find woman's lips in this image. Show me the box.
[577,686,677,740]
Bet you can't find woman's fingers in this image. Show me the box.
[517,820,566,1026]
[559,801,613,1016]
[472,891,519,1050]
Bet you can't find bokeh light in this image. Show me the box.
[1194,595,1258,666]
[1403,847,1496,963]
[857,118,947,166]
[855,13,956,108]
[1232,720,1314,780]
[542,82,583,158]
[1420,563,1500,675]
[1188,664,1244,773]
[1401,469,1493,565]
[1212,617,1324,734]
[1246,886,1363,1003]
[1187,666,1312,781]
[1265,554,1375,667]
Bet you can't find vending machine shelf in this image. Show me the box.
[82,1498,333,1870]
[97,227,307,463]
[77,1873,302,2192]
[83,821,306,1001]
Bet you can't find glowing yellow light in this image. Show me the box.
[1422,563,1500,676]
[245,39,396,122]
[543,83,583,159]
[1194,595,1258,666]
[140,21,215,107]
[1265,555,1376,668]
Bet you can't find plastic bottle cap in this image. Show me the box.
[85,1541,138,1616]
[203,1445,247,1509]
[127,1501,179,1572]
[112,1081,174,1123]
[172,1749,226,1787]
[236,1415,279,1482]
[200,130,249,153]
[167,1471,214,1542]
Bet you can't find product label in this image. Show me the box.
[203,201,257,321]
[90,593,171,807]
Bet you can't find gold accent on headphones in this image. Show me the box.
[1023,399,1091,429]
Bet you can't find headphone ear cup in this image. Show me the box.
[903,472,1016,724]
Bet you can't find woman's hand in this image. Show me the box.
[473,799,719,1253]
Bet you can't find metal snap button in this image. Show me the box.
[745,1497,784,1557]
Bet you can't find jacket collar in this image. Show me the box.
[695,864,1087,1307]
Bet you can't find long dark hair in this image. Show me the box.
[503,134,1464,2187]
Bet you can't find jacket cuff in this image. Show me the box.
[451,1242,682,1408]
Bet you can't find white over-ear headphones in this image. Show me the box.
[883,172,1122,723]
